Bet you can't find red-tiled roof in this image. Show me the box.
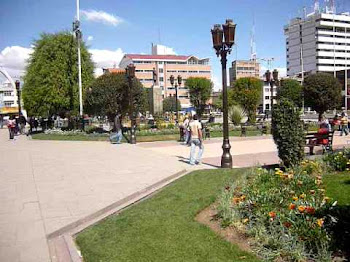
[125,54,191,61]
[103,68,125,74]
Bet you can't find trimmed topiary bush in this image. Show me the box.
[272,98,305,168]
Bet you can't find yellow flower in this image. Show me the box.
[317,218,324,227]
[242,218,249,224]
[323,197,330,203]
[232,197,241,204]
[297,180,303,186]
[292,196,298,201]
[299,193,306,199]
[240,195,246,201]
[298,206,306,213]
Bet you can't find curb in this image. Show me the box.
[48,168,190,262]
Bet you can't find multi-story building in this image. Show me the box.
[0,80,19,115]
[260,81,278,113]
[285,11,350,77]
[119,45,211,109]
[229,59,260,86]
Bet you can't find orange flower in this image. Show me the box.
[305,206,315,215]
[232,197,241,204]
[283,222,292,228]
[292,196,298,201]
[317,218,324,227]
[300,193,306,199]
[298,206,306,213]
[289,203,296,210]
[240,195,246,201]
[309,190,315,195]
[268,211,277,218]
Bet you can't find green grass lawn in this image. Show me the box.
[75,169,259,262]
[324,172,350,205]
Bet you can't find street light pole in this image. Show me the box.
[211,19,236,168]
[73,0,83,117]
[170,75,182,124]
[15,80,21,116]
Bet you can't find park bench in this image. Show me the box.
[304,130,334,155]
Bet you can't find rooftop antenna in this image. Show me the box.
[314,0,320,14]
[250,15,257,61]
[303,6,307,18]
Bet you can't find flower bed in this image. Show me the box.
[218,160,338,261]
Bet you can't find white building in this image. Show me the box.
[0,80,19,111]
[285,11,350,77]
[261,81,277,112]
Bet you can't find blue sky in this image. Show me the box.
[1,0,350,88]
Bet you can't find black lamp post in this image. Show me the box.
[126,64,136,144]
[211,19,236,168]
[169,75,182,124]
[265,69,279,113]
[15,80,21,116]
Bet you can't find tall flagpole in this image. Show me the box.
[77,0,83,117]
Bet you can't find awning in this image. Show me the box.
[0,107,19,114]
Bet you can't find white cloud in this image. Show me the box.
[0,45,125,79]
[0,46,33,79]
[89,48,125,77]
[81,10,123,26]
[87,36,94,41]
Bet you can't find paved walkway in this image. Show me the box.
[0,129,210,262]
[1,129,350,261]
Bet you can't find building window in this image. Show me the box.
[4,101,14,106]
[4,91,12,96]
[159,77,164,82]
[160,86,164,90]
[265,96,269,99]
[266,104,270,110]
[159,68,163,73]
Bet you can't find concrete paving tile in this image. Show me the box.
[18,239,50,262]
[16,220,46,244]
[0,246,20,262]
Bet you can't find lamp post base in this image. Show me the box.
[221,138,232,168]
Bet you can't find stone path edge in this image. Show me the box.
[47,168,193,262]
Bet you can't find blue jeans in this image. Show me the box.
[110,130,122,143]
[341,125,349,136]
[190,139,204,165]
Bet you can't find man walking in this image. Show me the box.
[110,113,123,144]
[189,115,204,165]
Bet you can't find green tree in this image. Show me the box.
[277,79,303,108]
[303,73,342,119]
[22,32,94,117]
[272,98,304,168]
[163,96,181,113]
[230,77,262,123]
[85,73,146,120]
[186,77,213,117]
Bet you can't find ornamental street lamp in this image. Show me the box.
[126,64,136,144]
[169,75,182,124]
[265,69,279,113]
[15,80,21,116]
[211,19,236,168]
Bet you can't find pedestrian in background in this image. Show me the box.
[110,113,123,144]
[189,115,204,165]
[340,112,349,136]
[7,115,16,139]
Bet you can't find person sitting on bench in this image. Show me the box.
[309,123,329,155]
